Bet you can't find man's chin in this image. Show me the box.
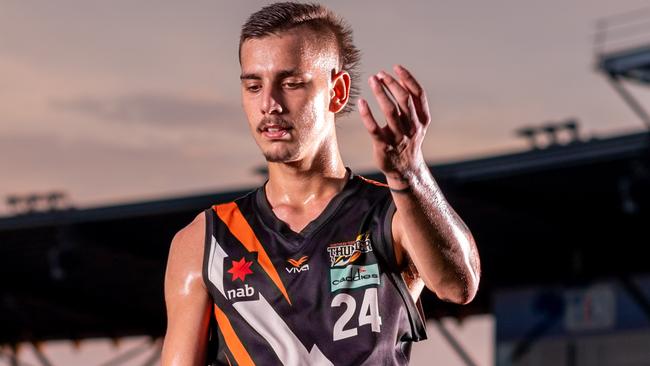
[262,150,299,163]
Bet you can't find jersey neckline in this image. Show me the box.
[253,167,361,241]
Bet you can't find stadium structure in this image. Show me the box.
[1,8,650,366]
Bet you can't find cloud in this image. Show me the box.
[0,132,264,216]
[52,93,243,127]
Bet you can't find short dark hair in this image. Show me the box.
[239,2,361,115]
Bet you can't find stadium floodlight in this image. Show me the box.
[516,119,582,149]
[562,119,580,143]
[541,124,559,146]
[515,126,540,149]
[3,191,71,215]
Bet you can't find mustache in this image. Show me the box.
[257,117,293,132]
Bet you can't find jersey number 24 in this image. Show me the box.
[331,288,382,341]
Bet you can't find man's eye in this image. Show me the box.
[246,85,261,92]
[283,82,304,89]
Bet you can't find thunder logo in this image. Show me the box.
[326,233,373,267]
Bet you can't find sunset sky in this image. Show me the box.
[2,1,650,365]
[2,0,650,216]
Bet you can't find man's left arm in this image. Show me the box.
[357,65,481,304]
[388,164,480,304]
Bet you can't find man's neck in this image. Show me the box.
[265,147,348,209]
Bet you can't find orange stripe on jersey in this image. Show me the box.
[214,304,255,366]
[214,202,292,306]
[358,175,389,187]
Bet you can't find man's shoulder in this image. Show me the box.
[166,211,207,291]
[171,211,206,254]
[210,187,260,211]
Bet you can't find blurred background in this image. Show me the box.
[1,1,649,365]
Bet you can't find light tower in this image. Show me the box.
[595,6,650,129]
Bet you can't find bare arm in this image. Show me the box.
[161,213,212,366]
[358,65,480,304]
[389,167,480,304]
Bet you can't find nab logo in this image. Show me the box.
[286,255,310,274]
[227,257,253,282]
[227,283,255,300]
[225,257,258,301]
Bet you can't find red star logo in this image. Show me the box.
[227,257,253,282]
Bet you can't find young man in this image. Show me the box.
[161,2,480,365]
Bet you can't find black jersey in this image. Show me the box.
[201,169,427,365]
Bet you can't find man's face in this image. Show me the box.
[239,28,338,163]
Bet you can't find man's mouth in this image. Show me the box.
[260,124,292,139]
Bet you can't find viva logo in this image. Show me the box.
[286,255,310,274]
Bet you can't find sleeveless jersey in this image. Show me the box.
[201,169,427,365]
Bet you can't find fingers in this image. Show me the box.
[377,71,410,115]
[393,65,431,126]
[376,71,416,135]
[357,98,386,144]
[369,75,404,142]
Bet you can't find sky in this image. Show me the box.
[2,0,650,216]
[1,1,650,365]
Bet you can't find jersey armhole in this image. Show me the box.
[202,207,215,292]
[380,200,400,273]
[202,207,220,362]
[379,198,428,341]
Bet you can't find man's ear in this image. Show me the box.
[329,70,351,113]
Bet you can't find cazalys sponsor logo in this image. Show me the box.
[326,233,373,267]
[330,264,380,292]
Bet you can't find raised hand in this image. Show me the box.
[357,65,431,188]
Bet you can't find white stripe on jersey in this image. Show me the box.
[207,235,228,296]
[207,235,333,365]
[234,295,333,366]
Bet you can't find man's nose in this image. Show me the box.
[261,87,283,115]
